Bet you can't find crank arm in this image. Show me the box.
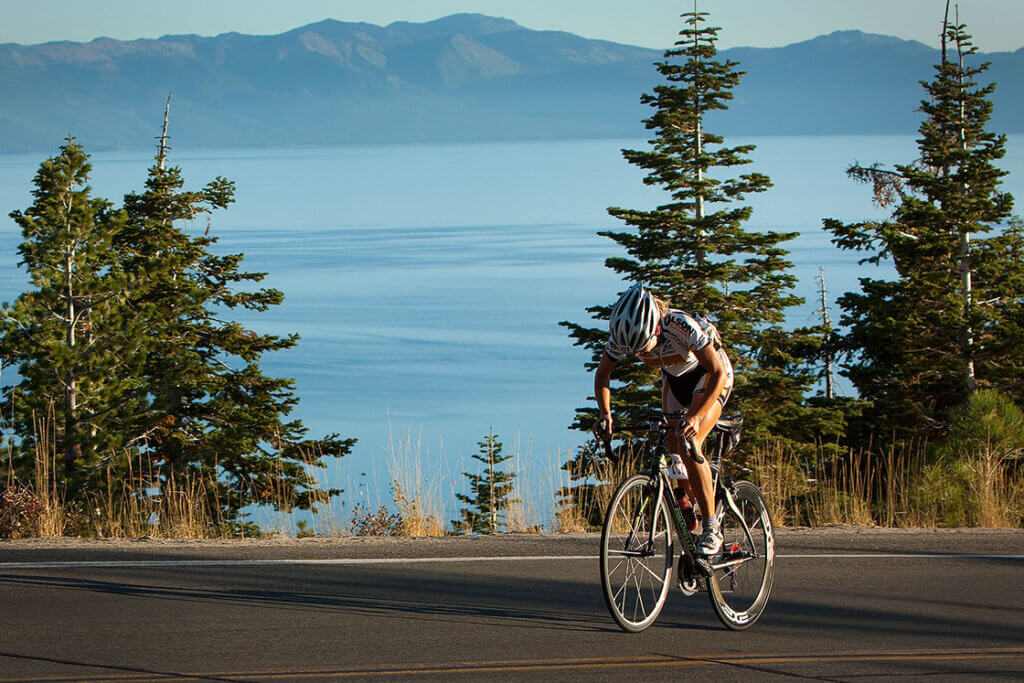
[710,555,754,571]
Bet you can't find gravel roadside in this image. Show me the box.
[0,527,1022,563]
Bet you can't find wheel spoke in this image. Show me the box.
[635,558,666,584]
[601,476,674,631]
[633,566,645,617]
[619,506,641,544]
[614,561,632,606]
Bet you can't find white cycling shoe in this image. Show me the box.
[666,453,689,480]
[696,526,723,555]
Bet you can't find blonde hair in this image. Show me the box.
[654,296,669,318]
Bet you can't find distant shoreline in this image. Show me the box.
[2,131,1015,159]
[3,17,1021,154]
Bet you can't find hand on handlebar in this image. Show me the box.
[593,415,618,462]
[681,414,700,440]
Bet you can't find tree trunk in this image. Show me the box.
[157,92,172,171]
[955,15,976,392]
[693,0,707,267]
[818,267,835,399]
[488,437,496,532]
[62,187,77,479]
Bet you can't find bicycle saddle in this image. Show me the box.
[713,414,743,458]
[714,414,743,431]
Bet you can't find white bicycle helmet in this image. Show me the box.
[609,284,661,354]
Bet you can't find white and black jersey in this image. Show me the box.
[605,309,722,377]
[605,309,734,409]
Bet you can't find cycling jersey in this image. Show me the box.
[605,309,734,411]
[605,309,722,377]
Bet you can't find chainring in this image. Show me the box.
[677,554,700,595]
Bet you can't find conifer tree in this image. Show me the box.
[116,128,355,522]
[2,126,355,523]
[453,431,516,533]
[561,6,835,465]
[1,138,145,485]
[825,14,1024,437]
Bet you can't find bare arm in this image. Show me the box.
[594,351,616,438]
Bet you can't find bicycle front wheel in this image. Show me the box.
[600,474,674,633]
[707,480,775,630]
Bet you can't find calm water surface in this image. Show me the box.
[1,136,1021,518]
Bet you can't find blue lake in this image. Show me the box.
[1,136,1021,522]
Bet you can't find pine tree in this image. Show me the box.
[825,13,1024,437]
[453,431,516,534]
[2,121,355,524]
[1,138,145,487]
[560,5,835,466]
[115,122,355,522]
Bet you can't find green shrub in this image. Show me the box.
[940,390,1024,463]
[910,390,1024,527]
[906,460,972,527]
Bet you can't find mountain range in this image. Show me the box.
[1,13,1022,153]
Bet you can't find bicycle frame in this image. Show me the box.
[607,419,760,579]
[600,414,775,632]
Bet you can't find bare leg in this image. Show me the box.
[662,382,695,501]
[664,380,718,507]
[678,398,723,523]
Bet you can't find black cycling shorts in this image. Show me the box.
[662,363,732,412]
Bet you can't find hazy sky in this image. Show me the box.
[2,0,1022,52]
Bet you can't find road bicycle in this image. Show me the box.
[598,414,774,631]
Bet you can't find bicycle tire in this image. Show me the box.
[707,480,775,630]
[599,474,674,633]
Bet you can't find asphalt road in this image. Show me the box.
[0,530,1022,681]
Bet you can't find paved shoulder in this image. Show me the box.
[1,528,1022,565]
[0,529,1021,681]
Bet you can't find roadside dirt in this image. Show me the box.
[1,527,1022,563]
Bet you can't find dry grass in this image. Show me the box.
[383,424,446,537]
[504,434,543,533]
[29,417,76,536]
[550,445,589,533]
[1,416,351,539]
[258,442,344,537]
[8,407,1021,538]
[552,443,642,533]
[747,438,1023,528]
[28,422,226,538]
[548,426,1023,531]
[346,501,400,536]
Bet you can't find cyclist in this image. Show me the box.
[593,283,734,555]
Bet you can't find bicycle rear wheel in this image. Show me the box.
[707,480,775,630]
[600,474,674,633]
